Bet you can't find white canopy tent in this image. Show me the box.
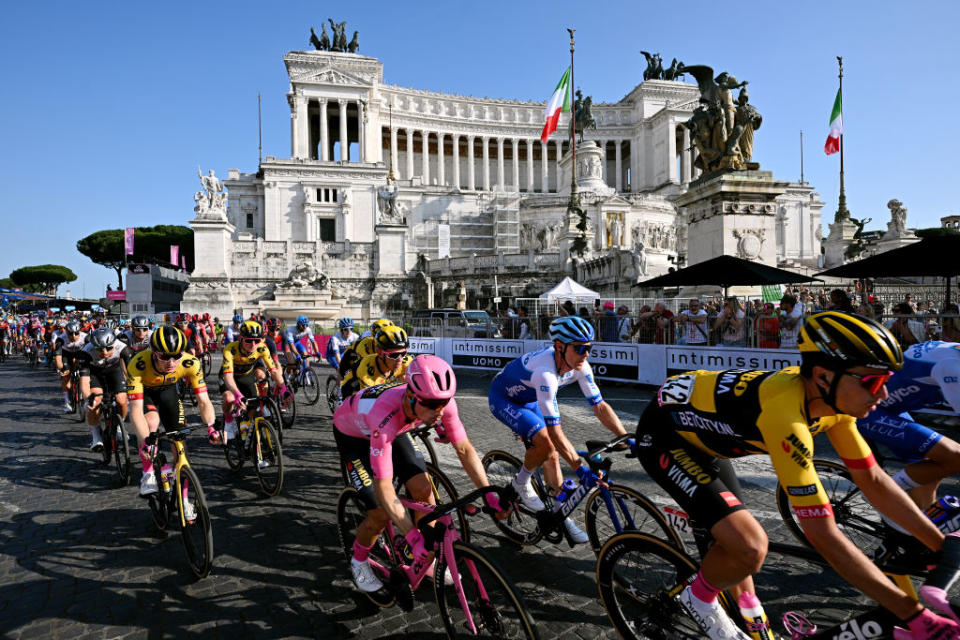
[539,277,599,302]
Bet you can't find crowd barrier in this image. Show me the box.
[407,337,801,386]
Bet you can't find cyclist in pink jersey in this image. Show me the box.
[333,355,507,595]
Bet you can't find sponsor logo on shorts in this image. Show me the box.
[786,484,818,497]
[505,384,526,397]
[662,449,713,497]
[348,458,372,488]
[719,491,741,507]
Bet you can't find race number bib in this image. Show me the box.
[658,374,695,406]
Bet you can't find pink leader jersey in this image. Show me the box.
[333,383,467,479]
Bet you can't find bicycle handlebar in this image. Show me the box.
[414,484,509,532]
[144,428,192,446]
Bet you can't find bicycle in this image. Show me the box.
[481,434,677,551]
[223,394,284,497]
[177,377,198,409]
[325,373,341,414]
[87,391,133,487]
[199,350,212,379]
[336,482,539,638]
[66,368,84,422]
[143,426,214,579]
[286,354,320,406]
[264,373,296,430]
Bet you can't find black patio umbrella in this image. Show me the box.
[816,235,960,306]
[633,254,819,297]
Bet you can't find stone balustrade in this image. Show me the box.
[424,252,561,277]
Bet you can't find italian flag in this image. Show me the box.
[824,88,842,155]
[541,67,571,143]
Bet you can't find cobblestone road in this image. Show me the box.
[1,354,957,639]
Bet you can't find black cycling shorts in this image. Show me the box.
[142,384,185,432]
[634,401,746,533]
[333,428,427,511]
[64,352,82,372]
[88,365,127,396]
[218,370,258,398]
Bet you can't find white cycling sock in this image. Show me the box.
[515,465,535,486]
[892,468,922,491]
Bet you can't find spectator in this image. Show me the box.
[904,293,917,313]
[560,300,576,317]
[615,305,633,342]
[829,288,855,312]
[887,302,923,347]
[516,306,531,340]
[714,296,746,347]
[600,301,619,342]
[754,302,780,348]
[677,298,709,345]
[942,303,960,342]
[778,293,803,349]
[650,301,675,344]
[632,304,655,343]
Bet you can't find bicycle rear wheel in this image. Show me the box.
[596,532,702,640]
[278,386,297,429]
[325,375,341,414]
[434,541,540,639]
[412,430,439,469]
[114,415,133,487]
[481,450,545,546]
[584,484,682,556]
[253,418,283,497]
[776,458,885,552]
[201,352,212,378]
[148,490,171,532]
[224,423,246,472]
[301,368,320,406]
[177,464,214,579]
[259,395,284,444]
[99,417,113,466]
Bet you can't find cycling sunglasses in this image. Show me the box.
[96,346,114,353]
[241,338,260,345]
[155,352,183,362]
[382,350,407,360]
[68,331,81,337]
[417,397,449,410]
[845,371,894,395]
[569,343,592,356]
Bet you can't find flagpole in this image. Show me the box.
[835,56,850,221]
[568,28,577,197]
[799,130,804,184]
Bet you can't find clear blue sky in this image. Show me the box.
[2,1,957,297]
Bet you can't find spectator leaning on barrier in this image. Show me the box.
[600,301,619,342]
[632,304,655,343]
[559,300,576,317]
[615,305,632,342]
[677,298,709,345]
[778,293,803,348]
[516,306,531,340]
[714,296,746,347]
[829,288,855,313]
[887,302,923,347]
[755,302,780,348]
[943,304,960,342]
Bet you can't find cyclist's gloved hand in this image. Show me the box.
[894,608,960,640]
[920,586,960,624]
[576,464,598,489]
[276,384,292,402]
[433,423,450,444]
[404,528,430,565]
[232,392,245,410]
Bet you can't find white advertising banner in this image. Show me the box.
[665,346,801,376]
[437,224,451,259]
[408,337,437,355]
[451,339,524,370]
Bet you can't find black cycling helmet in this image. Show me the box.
[149,326,186,356]
[91,327,117,350]
[374,325,409,351]
[799,312,903,373]
[239,320,264,339]
[65,320,82,334]
[131,315,150,329]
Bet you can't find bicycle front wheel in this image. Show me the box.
[584,484,682,556]
[434,541,540,639]
[224,424,246,472]
[99,419,113,466]
[413,430,439,469]
[325,375,341,414]
[253,418,283,497]
[596,532,701,640]
[481,450,545,546]
[177,464,214,579]
[278,387,297,429]
[301,368,320,406]
[201,352,212,378]
[114,415,132,487]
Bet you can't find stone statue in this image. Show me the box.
[376,179,401,224]
[347,31,360,53]
[195,167,227,220]
[662,58,685,81]
[679,64,758,173]
[279,261,329,289]
[888,199,908,234]
[609,215,623,247]
[641,51,663,81]
[572,89,597,143]
[319,24,331,50]
[328,19,347,52]
[844,216,873,260]
[310,27,323,50]
[631,241,648,278]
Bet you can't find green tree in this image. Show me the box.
[76,225,194,288]
[10,265,77,295]
[0,277,15,289]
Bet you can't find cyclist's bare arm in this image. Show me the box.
[801,516,924,621]
[128,399,150,441]
[373,477,416,535]
[593,401,627,436]
[196,393,216,425]
[546,424,583,470]
[852,463,943,551]
[451,438,492,489]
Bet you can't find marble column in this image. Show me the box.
[437,133,445,186]
[318,99,329,161]
[467,135,476,190]
[526,140,534,193]
[541,140,549,192]
[406,129,415,180]
[338,99,349,162]
[482,136,490,191]
[614,141,622,192]
[357,100,366,163]
[288,95,296,158]
[667,119,677,182]
[496,138,505,190]
[452,134,460,189]
[511,139,520,191]
[389,124,398,176]
[421,131,430,185]
[295,93,308,159]
[554,140,563,192]
[682,127,691,183]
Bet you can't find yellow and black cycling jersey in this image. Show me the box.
[337,336,377,379]
[650,366,876,515]
[340,353,413,396]
[221,341,277,378]
[126,349,207,400]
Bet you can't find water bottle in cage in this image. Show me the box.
[160,464,174,495]
[925,495,960,533]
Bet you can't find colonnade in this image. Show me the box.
[291,94,366,162]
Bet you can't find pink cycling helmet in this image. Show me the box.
[405,355,457,401]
